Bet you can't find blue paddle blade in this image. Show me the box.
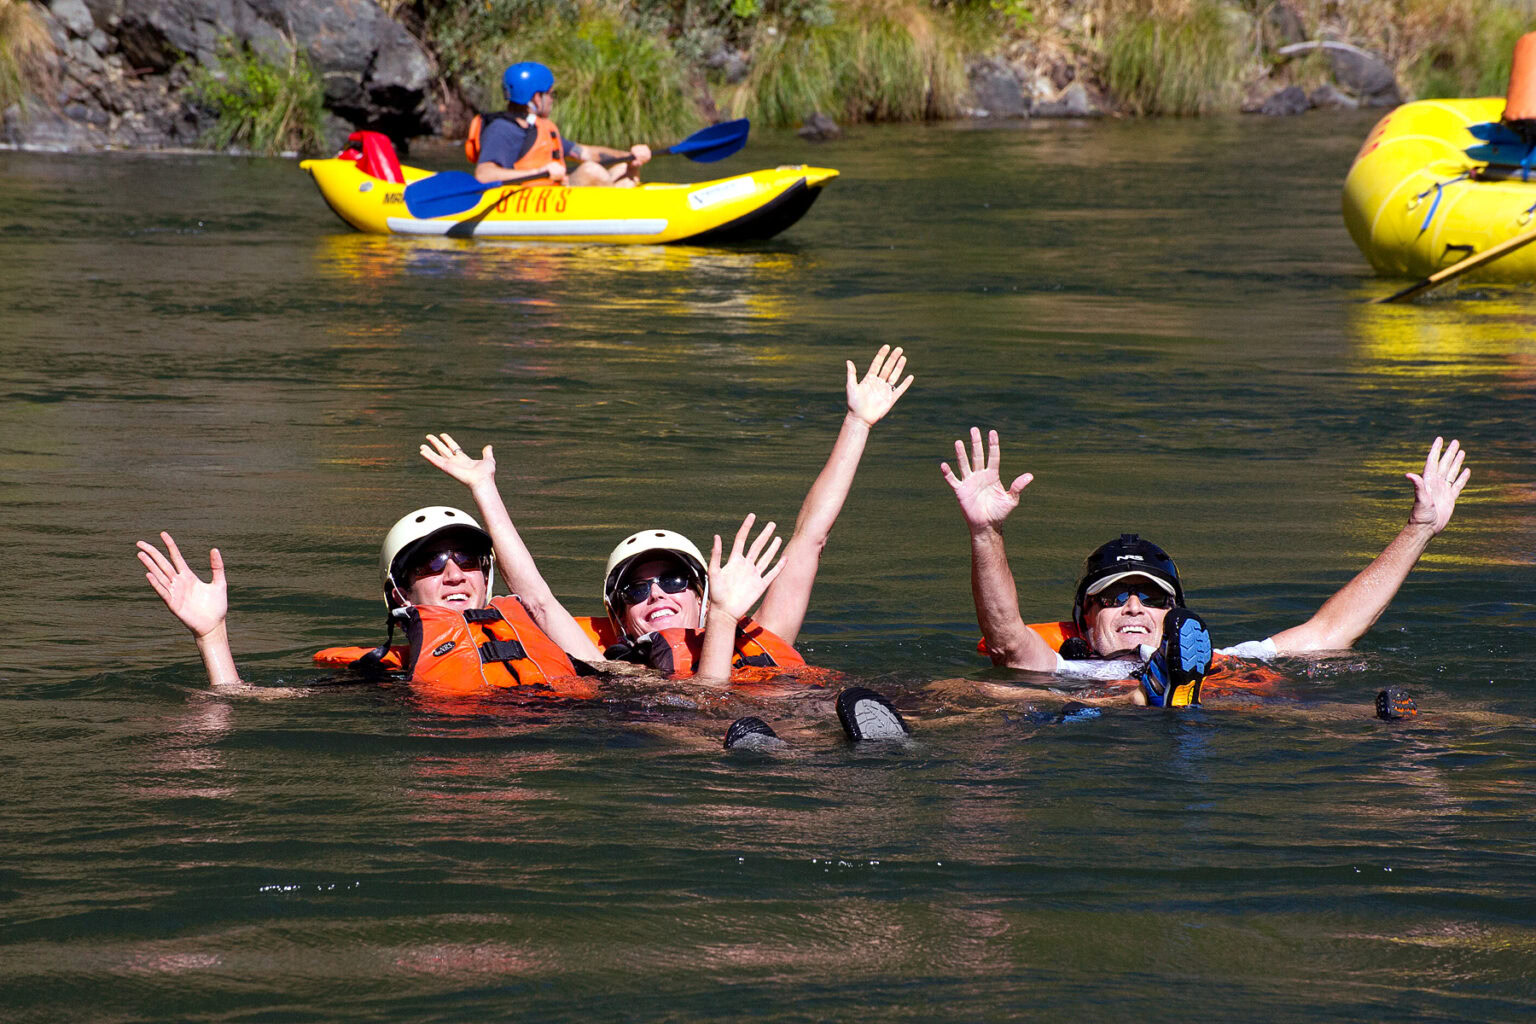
[404,171,502,219]
[666,118,750,163]
[1468,121,1525,145]
[1465,141,1536,167]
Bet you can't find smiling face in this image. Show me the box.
[1081,576,1174,657]
[618,557,703,637]
[401,539,489,611]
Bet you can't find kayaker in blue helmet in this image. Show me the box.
[942,430,1470,704]
[472,61,652,189]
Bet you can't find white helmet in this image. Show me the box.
[603,529,708,638]
[379,506,494,611]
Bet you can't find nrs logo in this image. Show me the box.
[432,641,456,656]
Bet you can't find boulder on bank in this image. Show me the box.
[3,0,437,152]
[798,112,841,141]
[1032,81,1101,118]
[1259,85,1310,116]
[966,58,1028,119]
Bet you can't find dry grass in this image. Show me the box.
[0,0,56,113]
[724,0,969,126]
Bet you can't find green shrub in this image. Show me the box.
[1103,0,1244,115]
[1405,0,1536,99]
[459,8,698,143]
[188,37,326,155]
[727,2,968,127]
[0,0,54,113]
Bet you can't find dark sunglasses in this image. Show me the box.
[408,549,488,582]
[619,572,692,606]
[1090,584,1174,610]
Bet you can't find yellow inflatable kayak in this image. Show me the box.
[1343,97,1536,281]
[300,153,838,244]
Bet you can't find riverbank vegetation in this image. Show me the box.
[187,37,326,154]
[0,0,52,113]
[5,0,1534,154]
[414,0,1536,136]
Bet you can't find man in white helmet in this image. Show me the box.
[418,345,916,688]
[136,504,586,695]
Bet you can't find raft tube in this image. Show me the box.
[299,156,838,244]
[1343,97,1536,281]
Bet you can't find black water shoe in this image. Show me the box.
[1138,607,1213,708]
[1375,688,1418,721]
[724,716,784,750]
[836,687,911,742]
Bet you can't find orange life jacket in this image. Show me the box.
[465,112,564,180]
[978,621,1285,697]
[314,596,594,699]
[572,615,813,683]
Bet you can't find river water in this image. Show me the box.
[3,113,1535,1021]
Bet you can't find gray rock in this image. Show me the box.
[321,112,353,153]
[88,28,115,53]
[797,112,840,141]
[81,0,121,30]
[967,58,1027,119]
[1326,44,1394,95]
[705,47,749,84]
[1309,83,1357,110]
[50,0,96,37]
[1034,81,1099,118]
[1265,3,1306,46]
[1259,84,1310,116]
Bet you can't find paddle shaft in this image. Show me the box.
[1375,225,1536,302]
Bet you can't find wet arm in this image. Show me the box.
[1271,437,1469,654]
[755,348,913,645]
[137,533,242,687]
[969,527,1058,672]
[697,516,784,682]
[422,435,602,661]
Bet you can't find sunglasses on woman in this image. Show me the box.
[408,550,488,582]
[1090,584,1174,610]
[619,572,692,606]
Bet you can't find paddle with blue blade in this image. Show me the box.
[404,118,751,219]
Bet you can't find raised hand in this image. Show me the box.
[940,428,1034,533]
[1405,436,1470,535]
[420,432,496,490]
[707,513,786,624]
[846,344,915,427]
[136,532,228,638]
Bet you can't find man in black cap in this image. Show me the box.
[941,429,1470,707]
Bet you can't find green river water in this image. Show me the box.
[3,113,1535,1021]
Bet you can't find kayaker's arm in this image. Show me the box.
[474,159,566,186]
[568,142,652,169]
[941,429,1057,673]
[1271,437,1469,654]
[419,433,604,662]
[136,532,242,687]
[696,515,784,682]
[754,347,913,646]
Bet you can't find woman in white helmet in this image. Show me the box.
[135,504,585,694]
[420,345,915,682]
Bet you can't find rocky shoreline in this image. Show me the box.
[2,0,1410,157]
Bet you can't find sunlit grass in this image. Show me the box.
[1102,0,1243,115]
[725,0,968,126]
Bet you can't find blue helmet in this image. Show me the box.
[503,62,554,105]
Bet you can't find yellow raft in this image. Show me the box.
[1343,97,1536,281]
[299,156,838,244]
